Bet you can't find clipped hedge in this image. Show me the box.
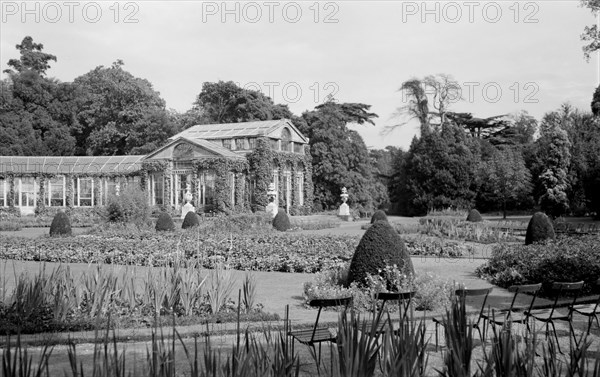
[370,210,388,224]
[272,209,291,231]
[525,212,555,245]
[49,212,72,237]
[476,235,600,295]
[466,209,483,222]
[182,211,200,229]
[155,212,175,232]
[348,221,414,286]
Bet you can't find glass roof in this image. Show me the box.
[0,156,145,175]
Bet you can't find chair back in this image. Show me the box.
[547,281,584,318]
[508,283,542,312]
[309,297,352,308]
[307,296,353,342]
[375,291,416,321]
[375,291,416,301]
[455,287,493,325]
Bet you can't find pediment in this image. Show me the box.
[144,138,223,161]
[264,120,309,144]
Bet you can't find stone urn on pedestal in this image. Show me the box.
[181,190,195,219]
[265,183,278,219]
[338,187,352,221]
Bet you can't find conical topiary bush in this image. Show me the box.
[525,212,555,245]
[272,209,291,231]
[348,221,414,286]
[466,209,483,222]
[49,211,72,237]
[155,212,175,232]
[370,210,388,224]
[182,211,200,229]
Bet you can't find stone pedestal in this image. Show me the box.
[338,203,352,221]
[181,202,195,219]
[266,202,278,219]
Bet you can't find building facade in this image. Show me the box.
[0,119,312,215]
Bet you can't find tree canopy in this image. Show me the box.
[194,81,294,124]
[72,60,176,155]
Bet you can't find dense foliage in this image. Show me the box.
[348,221,414,286]
[476,235,600,295]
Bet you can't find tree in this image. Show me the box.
[368,146,401,212]
[479,147,532,219]
[562,109,600,216]
[534,106,573,217]
[72,61,176,155]
[422,74,462,126]
[592,85,600,116]
[194,81,294,124]
[398,123,480,215]
[581,0,600,61]
[301,100,381,211]
[391,79,430,132]
[387,148,409,215]
[1,37,76,155]
[389,74,461,135]
[4,36,57,76]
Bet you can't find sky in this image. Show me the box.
[1,0,598,150]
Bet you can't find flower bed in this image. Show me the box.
[1,225,475,272]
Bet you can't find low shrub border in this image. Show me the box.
[476,235,600,295]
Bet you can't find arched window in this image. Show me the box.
[281,128,292,152]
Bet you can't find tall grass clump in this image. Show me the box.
[206,263,237,314]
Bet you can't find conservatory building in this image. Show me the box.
[0,119,312,215]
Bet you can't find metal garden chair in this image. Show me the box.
[525,281,584,354]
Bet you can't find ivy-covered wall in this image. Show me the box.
[192,158,248,214]
[247,138,313,214]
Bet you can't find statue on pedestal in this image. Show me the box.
[338,187,352,221]
[265,183,278,219]
[181,190,195,219]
